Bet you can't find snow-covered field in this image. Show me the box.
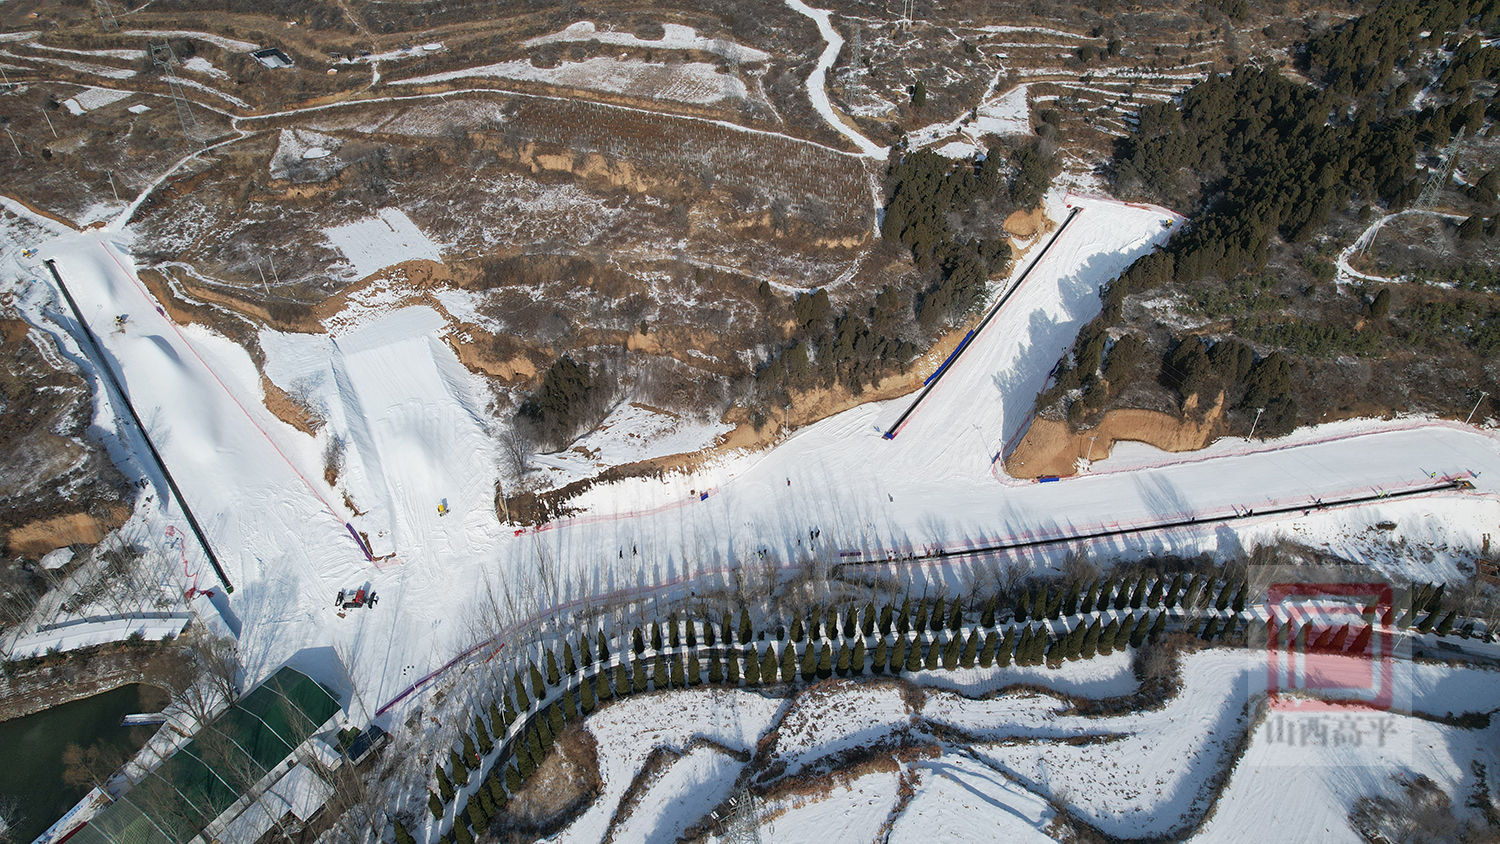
[525,21,770,64]
[393,57,749,105]
[545,651,1500,843]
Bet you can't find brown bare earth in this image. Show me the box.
[1003,206,1051,239]
[261,375,323,436]
[7,510,125,557]
[1005,398,1226,479]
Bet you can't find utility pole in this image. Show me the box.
[1085,435,1098,464]
[40,108,57,138]
[106,170,119,201]
[1247,407,1265,441]
[253,257,269,297]
[150,42,201,141]
[1466,390,1489,426]
[4,126,19,157]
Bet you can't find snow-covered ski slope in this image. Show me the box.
[28,191,1500,721]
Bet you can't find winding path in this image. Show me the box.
[782,0,889,158]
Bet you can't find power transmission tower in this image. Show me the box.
[1417,126,1465,209]
[93,0,119,30]
[710,685,769,844]
[150,42,201,142]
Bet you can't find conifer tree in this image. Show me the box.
[1014,594,1029,623]
[851,636,868,671]
[1031,585,1046,621]
[1183,574,1204,610]
[709,650,725,683]
[596,665,613,702]
[1096,579,1113,613]
[451,750,469,785]
[981,596,997,628]
[1062,582,1080,616]
[1202,616,1220,641]
[1436,610,1457,636]
[790,615,805,643]
[801,641,818,680]
[704,620,717,647]
[741,607,754,643]
[760,644,777,684]
[633,626,645,655]
[1114,576,1132,611]
[686,617,698,648]
[613,661,629,698]
[931,596,946,632]
[1186,615,1203,635]
[1146,576,1164,608]
[437,764,455,803]
[474,710,493,753]
[943,633,961,670]
[671,654,685,687]
[1207,580,1225,611]
[1066,622,1086,660]
[872,637,888,674]
[634,656,650,692]
[429,791,444,819]
[529,661,545,699]
[396,819,416,844]
[836,642,851,676]
[1046,634,1066,667]
[1129,572,1148,609]
[717,611,730,645]
[1220,614,1238,641]
[1099,619,1121,655]
[455,821,475,844]
[960,629,979,668]
[564,641,577,676]
[948,600,963,632]
[468,797,487,831]
[463,733,479,769]
[1081,580,1099,613]
[911,635,929,672]
[525,727,543,771]
[864,601,878,636]
[727,649,740,685]
[1417,610,1439,633]
[979,630,998,667]
[997,628,1016,667]
[1129,614,1150,648]
[880,603,895,635]
[505,763,522,793]
[843,605,858,638]
[546,702,563,741]
[580,633,594,666]
[597,629,610,662]
[688,652,702,685]
[817,643,833,679]
[503,689,518,727]
[581,672,597,713]
[514,671,530,712]
[546,650,561,686]
[653,654,668,689]
[478,788,495,820]
[1082,618,1102,658]
[490,700,506,735]
[669,612,681,648]
[809,605,823,640]
[560,687,576,720]
[1164,574,1184,608]
[890,635,908,673]
[913,598,929,632]
[745,646,761,684]
[651,621,663,652]
[1232,581,1247,613]
[1150,611,1167,640]
[781,641,797,681]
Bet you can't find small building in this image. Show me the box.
[251,48,294,69]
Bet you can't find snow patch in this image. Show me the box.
[324,208,441,279]
[526,21,770,64]
[61,87,132,114]
[394,56,748,105]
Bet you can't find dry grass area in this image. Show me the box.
[501,721,603,835]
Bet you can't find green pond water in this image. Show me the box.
[0,684,164,844]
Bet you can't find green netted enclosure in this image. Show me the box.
[70,667,341,844]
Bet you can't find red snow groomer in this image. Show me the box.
[336,586,378,609]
